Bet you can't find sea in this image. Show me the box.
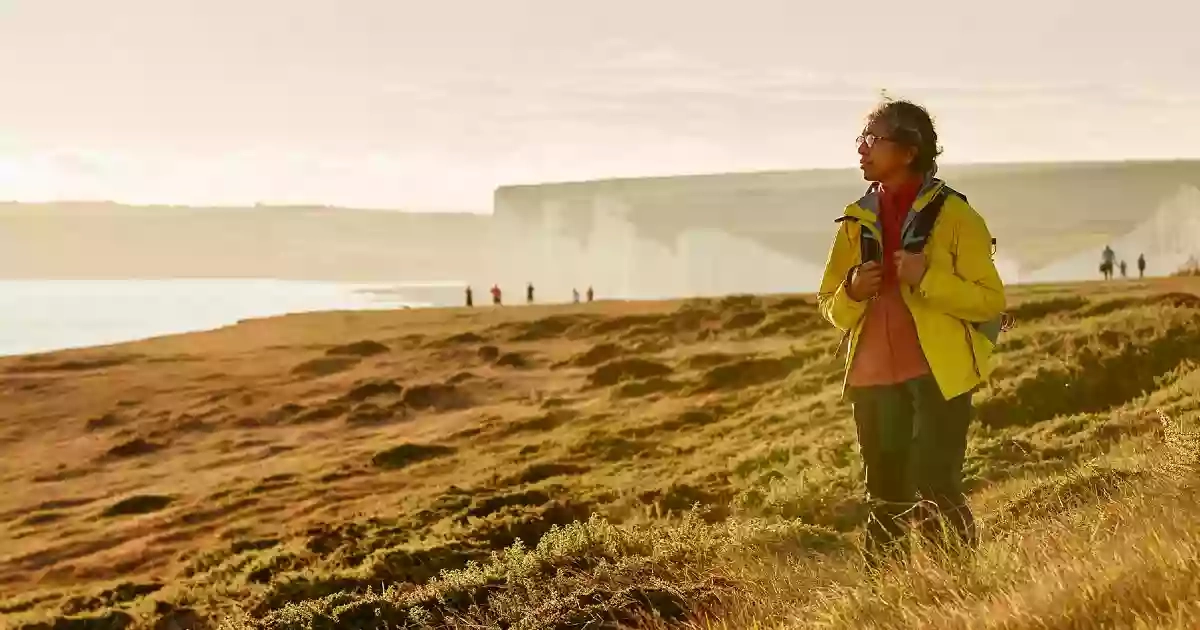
[0,279,463,357]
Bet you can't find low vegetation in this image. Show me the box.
[1,279,1198,629]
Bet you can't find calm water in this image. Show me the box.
[0,279,457,357]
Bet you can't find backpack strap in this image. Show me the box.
[860,231,881,264]
[902,187,967,253]
[834,215,883,264]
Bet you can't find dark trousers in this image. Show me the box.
[849,375,976,564]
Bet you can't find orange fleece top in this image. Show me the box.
[847,176,931,387]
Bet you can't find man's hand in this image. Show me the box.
[894,250,928,287]
[847,261,883,301]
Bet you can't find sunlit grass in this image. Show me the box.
[3,282,1199,629]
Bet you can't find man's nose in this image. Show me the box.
[857,140,870,156]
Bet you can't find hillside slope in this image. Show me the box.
[2,278,1199,629]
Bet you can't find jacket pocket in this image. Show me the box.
[961,321,981,378]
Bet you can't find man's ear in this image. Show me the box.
[904,146,919,169]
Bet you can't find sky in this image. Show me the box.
[1,0,1197,211]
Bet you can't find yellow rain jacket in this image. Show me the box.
[817,178,1006,401]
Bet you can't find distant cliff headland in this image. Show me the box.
[4,160,1199,299]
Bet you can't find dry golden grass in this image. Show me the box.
[696,415,1200,630]
[1,277,1198,629]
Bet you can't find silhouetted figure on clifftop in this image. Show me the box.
[1101,245,1116,280]
[1138,254,1146,279]
[465,286,473,307]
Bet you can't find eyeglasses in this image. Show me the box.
[856,133,894,148]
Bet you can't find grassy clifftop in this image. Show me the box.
[2,278,1199,629]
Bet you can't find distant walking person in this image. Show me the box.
[817,99,1005,567]
[490,284,502,306]
[572,288,581,304]
[1101,245,1116,280]
[586,286,594,303]
[1119,260,1127,278]
[526,282,535,304]
[1138,254,1146,279]
[465,286,473,307]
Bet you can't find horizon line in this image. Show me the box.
[3,156,1198,212]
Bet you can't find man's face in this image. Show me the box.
[857,119,916,183]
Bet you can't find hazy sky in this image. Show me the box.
[1,0,1197,210]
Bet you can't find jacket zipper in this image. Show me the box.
[835,328,851,358]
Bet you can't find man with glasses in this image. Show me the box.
[817,99,1006,567]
